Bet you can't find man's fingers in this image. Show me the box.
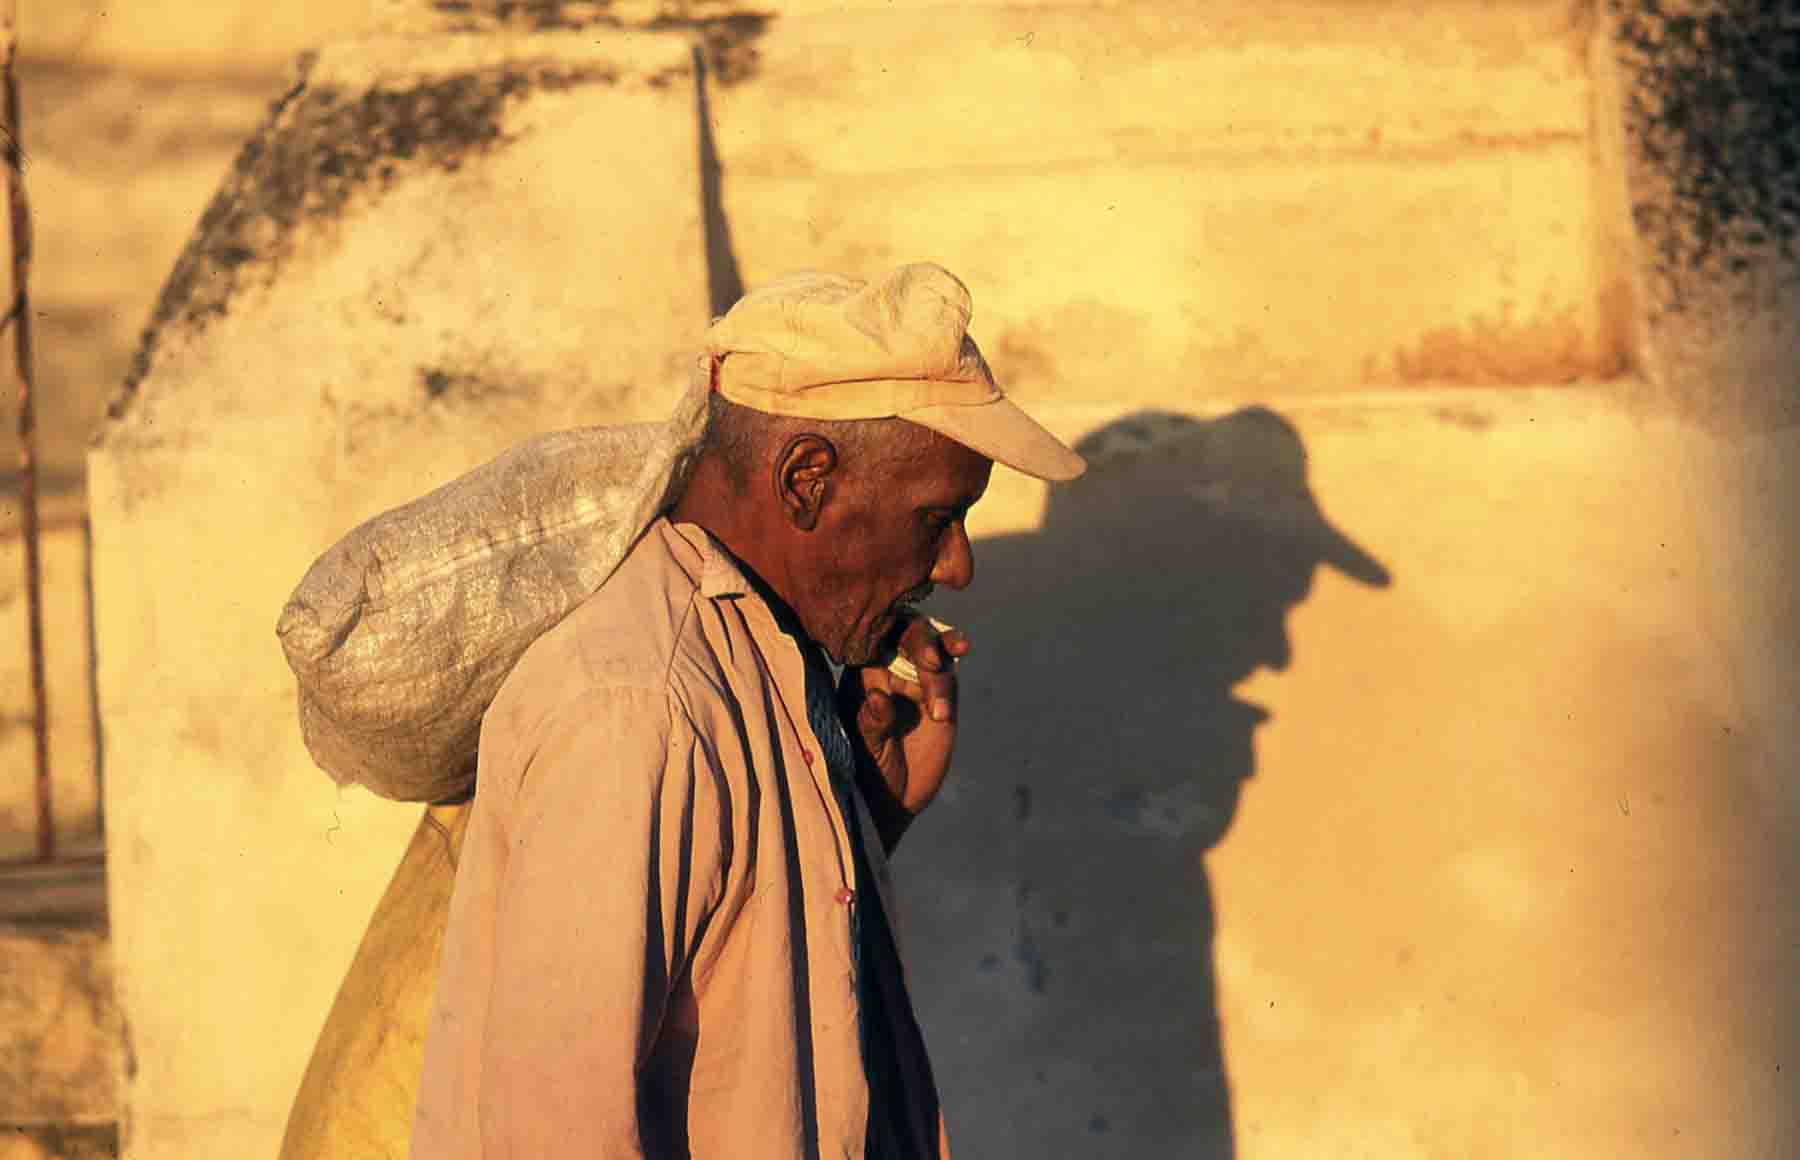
[856,680,926,740]
[908,628,971,673]
[888,617,967,680]
[883,616,962,724]
[898,617,945,673]
[858,687,897,733]
[916,666,956,724]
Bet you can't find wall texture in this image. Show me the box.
[710,0,1627,395]
[1608,0,1800,428]
[916,389,1800,1158]
[60,1,1800,1159]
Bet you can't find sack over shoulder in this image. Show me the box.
[277,383,706,802]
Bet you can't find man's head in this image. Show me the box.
[693,391,992,664]
[672,262,1074,663]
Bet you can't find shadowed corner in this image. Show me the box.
[692,42,743,320]
[905,406,1393,1158]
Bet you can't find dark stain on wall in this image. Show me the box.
[112,56,625,415]
[428,2,772,84]
[1612,0,1800,307]
[416,365,523,404]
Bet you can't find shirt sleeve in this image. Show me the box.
[479,685,726,1158]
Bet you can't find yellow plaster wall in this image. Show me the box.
[902,388,1800,1158]
[19,1,379,76]
[707,0,1626,394]
[57,2,1800,1159]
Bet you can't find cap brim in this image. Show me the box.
[1308,518,1392,587]
[904,395,1087,482]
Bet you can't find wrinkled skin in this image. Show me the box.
[801,434,990,667]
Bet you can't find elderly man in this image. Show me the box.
[411,263,1085,1159]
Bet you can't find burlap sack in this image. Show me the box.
[276,379,707,803]
[278,802,469,1160]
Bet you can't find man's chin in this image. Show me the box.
[828,605,915,668]
[834,637,882,669]
[837,624,901,669]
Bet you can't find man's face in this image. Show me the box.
[803,432,994,665]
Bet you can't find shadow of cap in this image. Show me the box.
[1062,406,1392,588]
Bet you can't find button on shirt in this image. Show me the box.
[411,518,943,1159]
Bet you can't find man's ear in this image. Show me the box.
[773,434,838,532]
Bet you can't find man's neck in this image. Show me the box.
[671,458,827,659]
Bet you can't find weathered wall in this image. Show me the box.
[11,0,383,494]
[710,0,1628,396]
[11,0,1630,508]
[1,4,382,858]
[20,0,378,77]
[1608,0,1800,428]
[86,27,708,1160]
[10,0,1627,849]
[69,1,1800,1159]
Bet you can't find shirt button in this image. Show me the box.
[835,887,855,905]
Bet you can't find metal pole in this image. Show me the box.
[1,0,53,863]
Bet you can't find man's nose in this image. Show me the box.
[931,523,975,590]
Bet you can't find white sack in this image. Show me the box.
[277,380,708,802]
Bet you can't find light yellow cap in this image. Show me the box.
[703,263,1086,482]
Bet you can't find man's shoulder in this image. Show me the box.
[506,521,693,693]
[485,519,736,739]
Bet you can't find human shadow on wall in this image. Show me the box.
[900,407,1391,1159]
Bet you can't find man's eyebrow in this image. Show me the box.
[919,487,987,517]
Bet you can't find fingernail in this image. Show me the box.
[931,698,950,722]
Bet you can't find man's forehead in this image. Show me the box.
[901,436,993,504]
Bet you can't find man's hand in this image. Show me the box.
[839,615,971,851]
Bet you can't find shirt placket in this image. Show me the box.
[753,614,861,964]
[816,709,868,1048]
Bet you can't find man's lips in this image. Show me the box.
[870,587,933,657]
[891,584,934,618]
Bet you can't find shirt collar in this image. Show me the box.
[667,518,755,601]
[668,519,845,683]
